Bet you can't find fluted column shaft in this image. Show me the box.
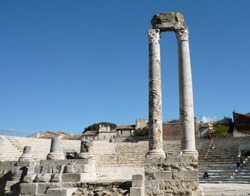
[147,29,165,158]
[176,28,198,155]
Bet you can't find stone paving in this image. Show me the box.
[200,183,250,196]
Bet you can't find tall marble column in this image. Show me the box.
[176,27,198,156]
[147,29,165,158]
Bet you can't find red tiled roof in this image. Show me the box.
[55,131,68,135]
[82,131,98,136]
[61,134,82,140]
[233,111,250,131]
[36,131,69,139]
[116,125,136,130]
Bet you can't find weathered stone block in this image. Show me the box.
[80,172,90,181]
[37,182,62,194]
[23,174,37,183]
[172,170,198,180]
[46,188,77,196]
[20,183,38,195]
[155,171,172,180]
[130,187,144,196]
[64,165,75,173]
[62,173,81,182]
[132,174,144,187]
[35,173,51,182]
[10,168,25,181]
[40,165,52,173]
[51,173,62,182]
[74,164,88,173]
[151,12,186,32]
[52,165,64,173]
[4,181,19,192]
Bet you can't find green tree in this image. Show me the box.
[83,122,117,133]
[212,117,233,138]
[133,127,149,136]
[167,119,180,123]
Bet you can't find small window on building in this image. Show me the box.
[118,131,121,135]
[85,136,88,139]
[93,136,96,140]
[104,136,106,139]
[113,135,115,139]
[130,130,134,135]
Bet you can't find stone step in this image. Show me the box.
[46,187,78,196]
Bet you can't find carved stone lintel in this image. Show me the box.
[148,29,160,45]
[176,27,189,43]
[151,12,186,32]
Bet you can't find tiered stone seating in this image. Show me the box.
[1,136,82,164]
[13,137,51,163]
[115,141,148,167]
[1,134,249,184]
[0,136,22,161]
[196,139,211,161]
[163,140,181,156]
[93,141,118,167]
[61,139,81,152]
[197,137,250,183]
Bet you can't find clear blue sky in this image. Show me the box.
[1,1,250,136]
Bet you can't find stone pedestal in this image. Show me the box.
[18,146,34,162]
[77,139,94,159]
[47,137,65,160]
[147,29,165,158]
[144,156,201,196]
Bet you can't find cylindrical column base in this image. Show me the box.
[146,149,165,158]
[181,149,198,156]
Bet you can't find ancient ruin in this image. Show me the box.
[0,12,250,196]
[140,12,200,196]
[147,12,197,158]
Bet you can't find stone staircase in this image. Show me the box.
[115,141,148,167]
[14,137,51,164]
[197,137,250,183]
[163,140,181,156]
[0,136,22,162]
[196,139,212,162]
[93,141,118,167]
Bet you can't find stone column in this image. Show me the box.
[18,146,34,162]
[47,137,65,160]
[176,27,198,156]
[147,29,165,158]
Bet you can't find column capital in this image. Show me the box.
[176,27,189,43]
[147,29,161,44]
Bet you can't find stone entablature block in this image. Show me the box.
[151,12,186,32]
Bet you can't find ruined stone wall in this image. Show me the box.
[0,161,34,195]
[71,181,132,196]
[145,156,200,196]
